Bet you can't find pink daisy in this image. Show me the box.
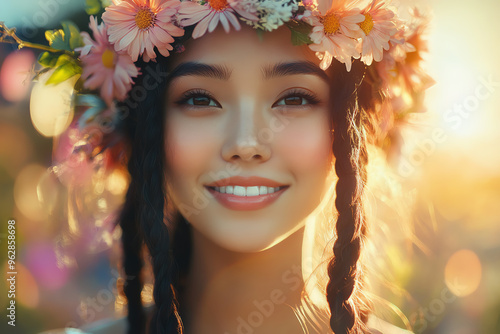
[77,16,140,105]
[389,7,431,63]
[386,21,415,62]
[357,0,398,66]
[178,0,259,39]
[102,0,185,62]
[306,2,365,71]
[375,16,434,118]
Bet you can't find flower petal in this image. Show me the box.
[208,13,220,33]
[225,11,240,29]
[220,12,230,33]
[192,12,214,38]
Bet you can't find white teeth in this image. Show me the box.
[246,186,259,196]
[234,186,246,196]
[259,186,268,195]
[212,185,284,196]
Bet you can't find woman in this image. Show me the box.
[122,23,368,334]
[9,0,430,333]
[78,24,410,334]
[92,7,421,334]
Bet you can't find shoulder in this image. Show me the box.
[367,314,414,334]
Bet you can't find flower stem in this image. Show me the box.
[0,22,74,56]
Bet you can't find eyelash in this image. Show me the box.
[175,89,221,108]
[174,88,321,109]
[273,89,321,107]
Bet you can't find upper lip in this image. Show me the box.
[205,176,288,188]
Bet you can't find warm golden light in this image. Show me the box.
[36,167,61,216]
[13,164,47,222]
[445,249,482,297]
[106,168,129,196]
[141,283,154,304]
[13,263,40,308]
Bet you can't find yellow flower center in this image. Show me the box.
[321,13,340,35]
[359,13,374,35]
[209,0,229,11]
[135,7,155,30]
[101,48,115,69]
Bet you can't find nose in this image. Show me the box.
[221,107,271,163]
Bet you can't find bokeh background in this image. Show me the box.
[0,0,499,333]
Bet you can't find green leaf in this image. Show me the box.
[62,21,84,51]
[286,20,313,46]
[45,21,82,51]
[54,54,75,67]
[45,55,82,85]
[74,77,85,91]
[38,52,60,68]
[45,29,67,50]
[290,30,313,46]
[85,0,102,15]
[286,20,313,34]
[46,63,81,85]
[256,28,265,43]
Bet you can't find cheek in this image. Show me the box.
[164,117,219,181]
[275,117,333,174]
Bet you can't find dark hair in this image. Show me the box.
[118,52,377,333]
[325,60,372,334]
[119,54,184,334]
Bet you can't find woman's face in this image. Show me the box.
[164,24,335,252]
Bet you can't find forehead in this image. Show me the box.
[168,24,322,71]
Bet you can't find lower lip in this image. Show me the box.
[205,186,289,211]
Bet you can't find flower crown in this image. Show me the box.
[0,0,432,183]
[0,0,432,255]
[2,0,428,105]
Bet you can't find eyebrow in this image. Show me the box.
[262,61,330,83]
[166,61,330,84]
[168,62,232,82]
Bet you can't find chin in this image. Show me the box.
[196,217,303,253]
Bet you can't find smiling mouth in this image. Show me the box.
[205,185,289,197]
[204,185,289,211]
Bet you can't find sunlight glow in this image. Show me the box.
[30,71,79,137]
[13,164,47,222]
[445,249,482,297]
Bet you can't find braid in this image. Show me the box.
[119,158,146,334]
[326,61,371,334]
[119,85,146,334]
[124,58,183,333]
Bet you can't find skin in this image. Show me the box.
[163,23,337,333]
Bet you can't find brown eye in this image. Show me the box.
[175,89,222,109]
[273,89,320,108]
[283,96,304,105]
[190,96,212,106]
[177,89,221,108]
